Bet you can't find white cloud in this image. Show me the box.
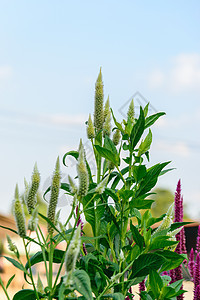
[171,54,200,90]
[0,66,13,80]
[147,53,200,91]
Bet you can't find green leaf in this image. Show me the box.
[145,112,165,129]
[6,274,15,289]
[25,249,64,270]
[73,269,93,300]
[138,129,152,156]
[143,103,149,117]
[104,135,118,155]
[140,291,154,300]
[95,145,119,166]
[149,236,178,251]
[4,256,26,272]
[104,292,124,299]
[130,106,145,150]
[130,253,164,278]
[63,150,79,166]
[0,225,18,235]
[13,289,42,300]
[157,250,185,272]
[146,215,165,228]
[130,198,154,210]
[149,269,163,299]
[24,249,65,282]
[136,162,170,197]
[110,108,124,133]
[119,190,134,201]
[130,221,145,251]
[132,165,147,182]
[170,221,193,231]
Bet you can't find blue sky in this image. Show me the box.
[0,1,200,219]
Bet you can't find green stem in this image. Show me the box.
[96,257,136,300]
[23,239,40,300]
[0,276,10,300]
[36,228,49,284]
[48,236,54,298]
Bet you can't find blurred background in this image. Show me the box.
[0,0,199,221]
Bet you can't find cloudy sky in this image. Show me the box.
[0,1,200,219]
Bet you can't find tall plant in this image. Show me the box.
[0,70,188,300]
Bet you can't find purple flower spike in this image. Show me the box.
[169,268,175,284]
[139,279,145,299]
[194,284,200,300]
[194,252,200,299]
[174,179,182,223]
[189,248,195,280]
[196,225,200,254]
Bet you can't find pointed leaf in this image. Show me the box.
[130,106,145,150]
[73,269,93,300]
[145,112,165,129]
[13,289,42,300]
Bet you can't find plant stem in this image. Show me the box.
[0,276,10,300]
[48,235,54,298]
[36,228,49,284]
[23,238,40,300]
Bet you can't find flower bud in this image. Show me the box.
[104,96,110,121]
[77,143,88,197]
[27,163,40,214]
[127,99,135,122]
[119,249,125,262]
[108,161,115,170]
[47,157,61,234]
[112,129,121,146]
[153,203,174,235]
[7,235,17,253]
[103,109,111,137]
[95,175,109,194]
[94,68,104,132]
[68,175,78,194]
[14,184,26,238]
[87,114,95,139]
[28,206,38,232]
[65,224,81,274]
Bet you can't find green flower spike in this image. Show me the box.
[47,157,61,234]
[28,206,38,232]
[127,99,135,122]
[153,203,174,235]
[87,114,95,139]
[14,184,26,238]
[27,163,40,214]
[103,109,111,137]
[7,235,17,253]
[104,96,110,121]
[77,142,89,197]
[112,129,121,146]
[95,175,109,194]
[94,68,104,132]
[65,224,81,275]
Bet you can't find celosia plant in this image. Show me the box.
[0,70,190,300]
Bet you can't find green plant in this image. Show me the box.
[0,70,187,300]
